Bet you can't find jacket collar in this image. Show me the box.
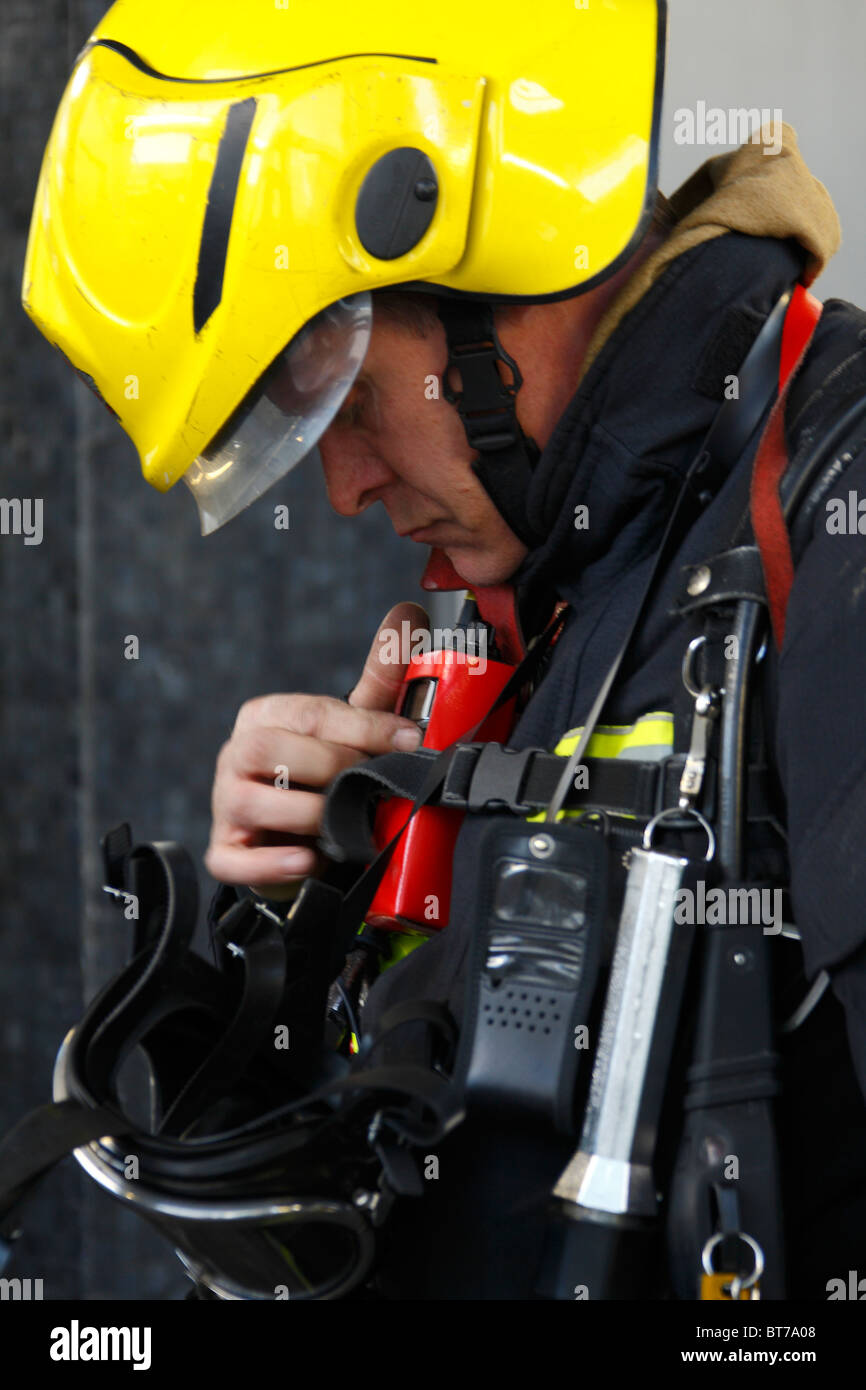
[514,230,806,602]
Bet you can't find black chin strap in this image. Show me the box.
[436,299,541,546]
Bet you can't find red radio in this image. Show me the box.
[365,646,517,933]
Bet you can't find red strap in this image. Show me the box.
[750,285,823,648]
[420,547,527,665]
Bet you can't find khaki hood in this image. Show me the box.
[581,123,841,379]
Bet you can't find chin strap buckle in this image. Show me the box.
[440,310,525,452]
[437,300,539,458]
[435,300,541,547]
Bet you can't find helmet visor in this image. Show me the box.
[183,293,372,535]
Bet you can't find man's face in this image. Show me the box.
[316,226,669,585]
[316,313,529,587]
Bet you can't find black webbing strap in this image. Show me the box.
[321,743,777,865]
[0,1100,131,1263]
[0,1100,129,1206]
[436,299,541,547]
[694,290,795,498]
[89,839,200,1065]
[156,903,289,1137]
[667,923,784,1298]
[322,605,569,948]
[361,998,458,1058]
[542,290,793,826]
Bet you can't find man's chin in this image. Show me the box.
[442,545,522,588]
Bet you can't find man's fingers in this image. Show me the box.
[208,616,435,898]
[232,693,419,754]
[223,725,365,788]
[348,601,431,712]
[204,840,321,887]
[218,782,325,838]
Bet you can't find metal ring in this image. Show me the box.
[579,809,611,838]
[681,635,707,699]
[642,806,715,862]
[702,1231,765,1295]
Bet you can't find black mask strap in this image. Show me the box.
[436,299,541,546]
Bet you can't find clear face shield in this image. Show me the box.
[182,293,372,535]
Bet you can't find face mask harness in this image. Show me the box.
[435,299,542,549]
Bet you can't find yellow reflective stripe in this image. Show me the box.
[527,710,674,824]
[356,921,428,973]
[382,929,428,971]
[552,711,674,760]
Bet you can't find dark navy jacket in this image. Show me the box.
[361,228,866,1299]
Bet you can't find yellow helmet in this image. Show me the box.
[22,0,665,534]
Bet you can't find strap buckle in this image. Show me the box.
[463,742,535,815]
[442,328,525,453]
[654,753,689,817]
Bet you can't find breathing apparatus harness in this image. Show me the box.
[316,280,861,1300]
[1,283,864,1301]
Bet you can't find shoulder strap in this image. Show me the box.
[750,285,823,646]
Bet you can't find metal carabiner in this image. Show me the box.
[642,806,716,863]
[681,635,708,699]
[701,1230,765,1300]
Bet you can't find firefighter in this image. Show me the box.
[19,0,866,1299]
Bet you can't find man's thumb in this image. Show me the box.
[348,602,431,712]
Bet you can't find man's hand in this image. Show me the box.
[205,602,430,897]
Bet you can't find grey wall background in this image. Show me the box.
[0,0,864,1300]
[661,0,866,304]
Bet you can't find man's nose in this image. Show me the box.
[317,432,396,516]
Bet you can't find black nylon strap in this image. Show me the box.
[321,744,776,864]
[365,998,458,1057]
[89,840,200,1064]
[0,1100,131,1244]
[157,907,288,1137]
[693,290,794,497]
[321,606,568,941]
[543,287,792,824]
[436,299,541,546]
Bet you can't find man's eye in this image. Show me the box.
[334,384,367,428]
[335,400,362,427]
